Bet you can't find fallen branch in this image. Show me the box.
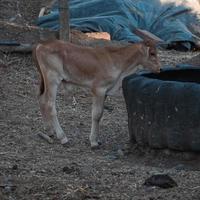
[0,43,33,53]
[0,20,44,31]
[0,20,57,46]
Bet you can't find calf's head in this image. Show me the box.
[140,40,161,73]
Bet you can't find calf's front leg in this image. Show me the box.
[90,90,106,148]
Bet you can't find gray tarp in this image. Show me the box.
[37,0,200,50]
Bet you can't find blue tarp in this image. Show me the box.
[37,0,200,50]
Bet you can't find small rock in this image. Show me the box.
[181,152,197,161]
[117,149,125,157]
[62,163,79,174]
[71,188,89,200]
[105,148,125,161]
[174,164,187,171]
[104,105,114,112]
[79,122,84,126]
[12,164,18,170]
[3,175,17,192]
[63,166,76,174]
[144,174,177,189]
[105,154,118,161]
[163,149,171,156]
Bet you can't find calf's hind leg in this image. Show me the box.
[39,75,68,145]
[90,89,106,148]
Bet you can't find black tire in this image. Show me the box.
[122,66,200,152]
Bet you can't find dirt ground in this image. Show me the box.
[0,1,200,200]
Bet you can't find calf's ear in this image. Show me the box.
[144,39,167,49]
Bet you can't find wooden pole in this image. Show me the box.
[58,0,70,41]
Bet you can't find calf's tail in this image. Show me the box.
[32,44,45,96]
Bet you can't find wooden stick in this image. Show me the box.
[58,0,70,41]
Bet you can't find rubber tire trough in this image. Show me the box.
[122,66,200,152]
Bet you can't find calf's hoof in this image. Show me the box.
[91,141,102,150]
[61,137,69,145]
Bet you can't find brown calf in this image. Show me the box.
[33,40,161,148]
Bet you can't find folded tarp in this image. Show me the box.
[37,0,200,50]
